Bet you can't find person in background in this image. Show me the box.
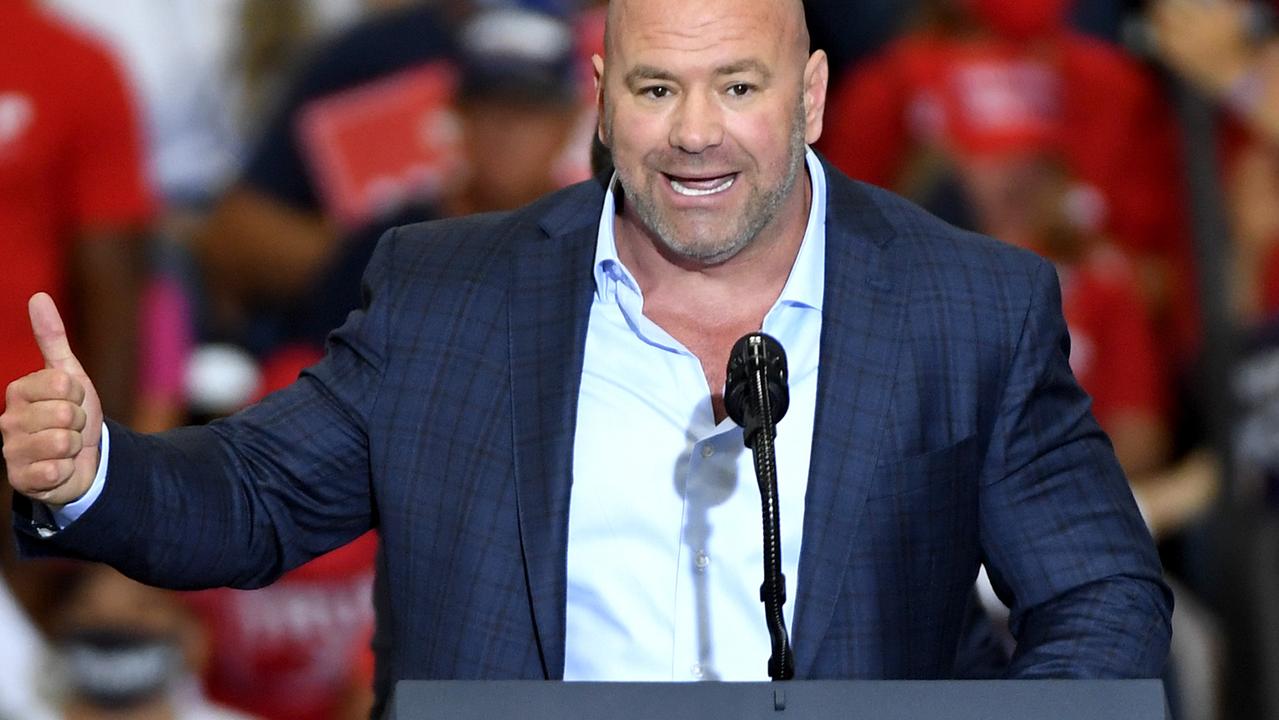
[441,7,585,217]
[44,0,422,435]
[818,0,1196,359]
[0,0,151,433]
[801,0,915,88]
[194,1,458,349]
[1150,0,1279,145]
[43,564,255,720]
[0,0,153,649]
[43,0,246,437]
[1147,9,1279,716]
[286,4,587,349]
[1150,0,1279,324]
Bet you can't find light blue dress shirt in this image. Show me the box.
[564,148,828,681]
[48,421,109,531]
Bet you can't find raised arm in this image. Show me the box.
[6,233,400,590]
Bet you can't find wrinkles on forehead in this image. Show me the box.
[603,0,810,67]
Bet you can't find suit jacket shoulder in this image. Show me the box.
[379,180,606,289]
[822,163,1049,299]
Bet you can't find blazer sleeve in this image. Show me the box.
[977,259,1173,678]
[13,229,403,590]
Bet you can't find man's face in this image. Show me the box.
[596,0,827,265]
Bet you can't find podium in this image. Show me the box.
[387,679,1168,719]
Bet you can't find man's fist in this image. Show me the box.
[1,293,103,505]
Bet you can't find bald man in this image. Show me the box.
[4,0,1170,709]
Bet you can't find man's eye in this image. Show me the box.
[642,86,671,99]
[727,83,754,97]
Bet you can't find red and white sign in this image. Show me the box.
[298,62,461,228]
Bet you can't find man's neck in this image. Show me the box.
[611,171,815,424]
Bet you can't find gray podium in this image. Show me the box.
[387,679,1169,719]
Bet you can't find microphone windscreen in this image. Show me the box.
[724,332,789,430]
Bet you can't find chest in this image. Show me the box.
[564,296,822,680]
[643,304,772,406]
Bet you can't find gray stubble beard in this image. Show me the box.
[606,99,809,266]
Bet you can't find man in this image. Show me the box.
[3,0,1170,710]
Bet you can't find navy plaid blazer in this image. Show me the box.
[18,162,1172,704]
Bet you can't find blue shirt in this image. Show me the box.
[564,148,828,681]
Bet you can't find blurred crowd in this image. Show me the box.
[2,0,1279,717]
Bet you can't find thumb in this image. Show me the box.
[28,292,86,375]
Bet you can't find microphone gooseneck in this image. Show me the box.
[724,332,794,681]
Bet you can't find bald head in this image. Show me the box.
[602,0,811,66]
[590,0,829,268]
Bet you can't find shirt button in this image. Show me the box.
[691,663,705,679]
[700,445,715,458]
[695,551,710,572]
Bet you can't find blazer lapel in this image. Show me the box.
[792,171,910,676]
[508,182,604,679]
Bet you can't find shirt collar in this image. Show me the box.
[593,147,828,311]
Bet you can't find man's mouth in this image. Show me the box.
[666,173,737,197]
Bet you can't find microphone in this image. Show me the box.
[724,332,795,681]
[725,333,789,440]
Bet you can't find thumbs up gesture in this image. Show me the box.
[1,293,103,505]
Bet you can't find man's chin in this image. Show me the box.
[655,230,751,266]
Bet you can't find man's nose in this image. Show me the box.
[669,91,724,153]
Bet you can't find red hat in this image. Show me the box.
[941,46,1062,159]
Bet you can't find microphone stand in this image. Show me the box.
[726,333,794,681]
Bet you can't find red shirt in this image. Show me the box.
[818,31,1188,265]
[183,532,378,720]
[1060,246,1169,431]
[0,2,153,395]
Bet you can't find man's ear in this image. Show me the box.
[593,54,608,145]
[803,50,829,145]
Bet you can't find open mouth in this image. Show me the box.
[666,173,737,197]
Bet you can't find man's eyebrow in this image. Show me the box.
[716,60,771,80]
[624,65,678,86]
[622,60,772,87]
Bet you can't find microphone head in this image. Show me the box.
[724,333,789,432]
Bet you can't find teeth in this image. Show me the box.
[670,176,735,197]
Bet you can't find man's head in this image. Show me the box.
[594,0,828,265]
[453,7,582,213]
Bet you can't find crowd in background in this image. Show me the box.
[2,0,1278,717]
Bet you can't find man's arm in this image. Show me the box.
[978,260,1173,678]
[5,230,399,589]
[196,186,337,319]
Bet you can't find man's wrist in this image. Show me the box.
[42,421,110,534]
